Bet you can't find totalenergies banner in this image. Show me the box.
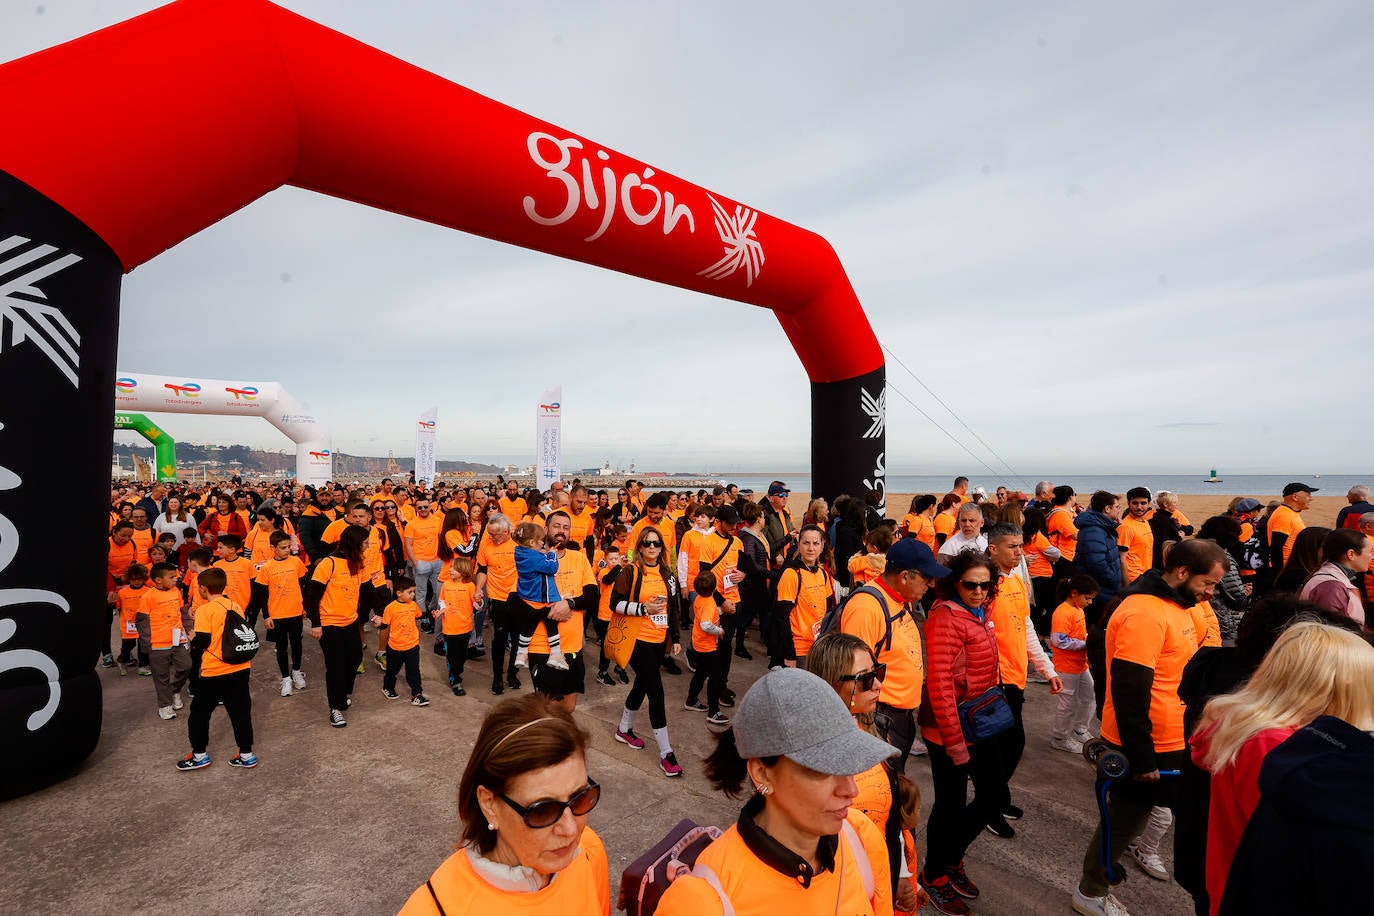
[536,387,562,487]
[415,407,437,486]
[113,372,332,485]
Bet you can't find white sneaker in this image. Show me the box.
[908,740,929,757]
[1126,842,1169,880]
[291,670,306,690]
[157,706,177,720]
[172,692,183,710]
[280,677,292,697]
[546,649,569,671]
[1050,736,1085,754]
[1072,887,1131,916]
[1074,727,1094,741]
[514,649,529,670]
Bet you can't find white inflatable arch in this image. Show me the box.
[113,372,332,484]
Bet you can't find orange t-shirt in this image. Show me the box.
[628,515,677,563]
[1100,594,1199,753]
[185,568,209,611]
[117,584,148,640]
[213,557,254,611]
[1046,507,1078,561]
[624,566,671,644]
[195,596,252,678]
[840,580,922,710]
[497,496,528,521]
[988,572,1032,689]
[400,827,610,916]
[140,587,187,650]
[1190,602,1222,648]
[254,555,306,620]
[438,579,477,636]
[1025,531,1055,578]
[691,594,721,654]
[532,550,596,655]
[934,513,957,544]
[1267,505,1306,566]
[476,537,518,601]
[1117,516,1154,584]
[697,532,743,600]
[130,527,155,565]
[679,527,709,587]
[244,524,277,564]
[312,557,364,627]
[779,564,834,658]
[379,600,422,651]
[566,507,597,549]
[406,513,444,562]
[107,537,136,587]
[1050,601,1088,674]
[904,513,936,550]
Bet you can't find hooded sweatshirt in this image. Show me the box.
[1218,716,1374,915]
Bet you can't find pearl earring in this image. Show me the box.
[487,822,497,831]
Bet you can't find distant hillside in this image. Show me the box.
[112,442,501,477]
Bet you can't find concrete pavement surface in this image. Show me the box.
[2,626,1194,914]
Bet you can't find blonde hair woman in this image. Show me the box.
[1191,621,1374,915]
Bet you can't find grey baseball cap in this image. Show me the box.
[733,668,897,776]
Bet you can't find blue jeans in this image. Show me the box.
[413,559,442,614]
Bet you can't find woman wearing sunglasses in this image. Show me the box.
[807,633,926,914]
[401,694,609,914]
[657,667,896,915]
[914,550,1004,915]
[609,527,685,777]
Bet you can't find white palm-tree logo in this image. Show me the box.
[0,235,83,387]
[697,195,765,287]
[861,386,886,439]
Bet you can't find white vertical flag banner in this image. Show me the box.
[415,407,438,485]
[536,386,562,487]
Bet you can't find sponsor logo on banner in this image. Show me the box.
[538,402,561,415]
[860,386,886,439]
[697,195,765,287]
[163,382,200,398]
[278,414,316,425]
[309,449,331,460]
[417,420,435,429]
[0,234,83,387]
[225,386,258,400]
[115,377,137,392]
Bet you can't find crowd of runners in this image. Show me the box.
[105,474,1374,915]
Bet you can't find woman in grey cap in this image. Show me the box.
[655,667,897,915]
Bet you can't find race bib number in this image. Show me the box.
[649,613,668,628]
[125,620,137,634]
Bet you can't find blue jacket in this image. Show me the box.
[514,545,562,604]
[1074,509,1122,597]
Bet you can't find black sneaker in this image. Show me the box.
[411,694,430,707]
[329,709,347,728]
[507,674,522,690]
[734,646,752,660]
[491,681,504,696]
[949,860,980,899]
[616,666,630,684]
[919,872,970,916]
[683,699,707,712]
[595,672,616,687]
[452,684,466,697]
[466,646,484,660]
[175,752,210,771]
[985,815,1015,839]
[719,694,736,708]
[382,687,400,700]
[1004,803,1024,820]
[432,640,446,656]
[228,753,258,769]
[661,658,682,676]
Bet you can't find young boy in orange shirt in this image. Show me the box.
[249,531,309,697]
[116,563,152,676]
[137,562,191,718]
[848,525,894,587]
[1049,574,1098,753]
[371,577,429,706]
[436,558,477,696]
[213,534,254,611]
[683,571,729,726]
[177,567,257,771]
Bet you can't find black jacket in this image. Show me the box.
[1219,716,1374,915]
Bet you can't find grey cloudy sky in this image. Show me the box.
[6,1,1373,474]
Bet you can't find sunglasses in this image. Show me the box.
[641,540,663,549]
[839,663,888,691]
[959,580,991,591]
[495,778,600,828]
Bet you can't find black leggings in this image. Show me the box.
[924,738,1006,878]
[319,623,362,711]
[592,618,612,673]
[625,640,668,728]
[508,595,558,641]
[188,669,252,755]
[271,616,304,677]
[488,599,517,682]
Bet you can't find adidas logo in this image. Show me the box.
[234,624,259,647]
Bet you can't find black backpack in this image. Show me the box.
[219,604,260,664]
[817,582,906,654]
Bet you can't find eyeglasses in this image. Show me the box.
[384,504,397,510]
[839,663,888,691]
[641,541,663,549]
[959,580,991,591]
[495,778,600,828]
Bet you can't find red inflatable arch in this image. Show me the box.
[0,0,886,797]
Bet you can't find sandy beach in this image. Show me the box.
[787,492,1352,530]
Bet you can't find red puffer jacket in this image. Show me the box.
[918,598,1001,765]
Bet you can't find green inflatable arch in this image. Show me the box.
[113,412,177,482]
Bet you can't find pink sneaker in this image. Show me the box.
[659,752,683,777]
[614,728,645,750]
